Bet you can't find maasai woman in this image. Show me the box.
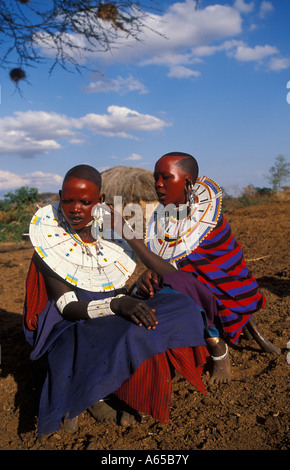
[138,152,266,385]
[23,164,210,438]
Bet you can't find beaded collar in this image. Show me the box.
[145,176,222,264]
[29,202,136,292]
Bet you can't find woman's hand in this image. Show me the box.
[136,269,159,298]
[110,295,158,329]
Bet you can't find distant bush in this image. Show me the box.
[3,186,39,206]
[222,184,277,211]
[0,186,39,242]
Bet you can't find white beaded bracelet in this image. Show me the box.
[56,291,125,319]
[56,291,78,314]
[87,294,125,319]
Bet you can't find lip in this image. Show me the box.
[69,216,83,225]
[156,192,166,201]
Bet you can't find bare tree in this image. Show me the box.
[0,0,165,82]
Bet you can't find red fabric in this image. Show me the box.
[114,346,208,423]
[24,253,48,330]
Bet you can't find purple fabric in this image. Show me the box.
[158,270,219,335]
[23,284,206,438]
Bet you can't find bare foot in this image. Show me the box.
[206,337,231,386]
[63,413,79,434]
[88,400,117,424]
[120,410,137,427]
[88,399,138,427]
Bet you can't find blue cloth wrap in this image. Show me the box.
[24,286,205,438]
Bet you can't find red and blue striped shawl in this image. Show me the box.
[177,214,266,343]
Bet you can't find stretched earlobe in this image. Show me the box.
[185,178,195,206]
[92,204,104,240]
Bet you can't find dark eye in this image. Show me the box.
[81,200,92,206]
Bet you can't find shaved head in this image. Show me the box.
[63,164,102,190]
[159,152,199,183]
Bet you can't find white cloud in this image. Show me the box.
[225,43,289,71]
[234,0,254,14]
[137,2,242,69]
[0,170,62,192]
[80,106,171,139]
[140,51,202,69]
[36,1,242,78]
[268,56,290,72]
[83,75,148,95]
[3,110,75,140]
[0,111,75,157]
[34,0,285,78]
[0,108,171,158]
[168,65,201,79]
[193,39,244,58]
[123,153,143,161]
[231,44,279,62]
[153,2,242,47]
[259,1,274,18]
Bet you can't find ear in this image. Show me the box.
[185,177,193,189]
[99,192,105,203]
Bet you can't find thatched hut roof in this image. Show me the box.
[101,166,157,205]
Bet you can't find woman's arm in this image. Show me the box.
[39,259,89,320]
[39,259,158,328]
[109,205,176,276]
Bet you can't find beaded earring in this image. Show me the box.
[188,183,195,206]
[91,196,105,241]
[91,206,103,241]
[186,179,195,214]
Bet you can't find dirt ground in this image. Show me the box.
[0,200,289,452]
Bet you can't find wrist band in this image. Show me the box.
[56,291,125,318]
[87,294,125,319]
[56,291,78,314]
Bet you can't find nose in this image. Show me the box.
[70,202,81,213]
[154,175,163,188]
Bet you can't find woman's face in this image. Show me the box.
[60,177,101,232]
[154,156,191,206]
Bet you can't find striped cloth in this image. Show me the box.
[115,347,207,423]
[24,252,48,330]
[178,214,266,343]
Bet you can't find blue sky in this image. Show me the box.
[0,0,290,198]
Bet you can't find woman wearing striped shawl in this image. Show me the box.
[139,152,266,385]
